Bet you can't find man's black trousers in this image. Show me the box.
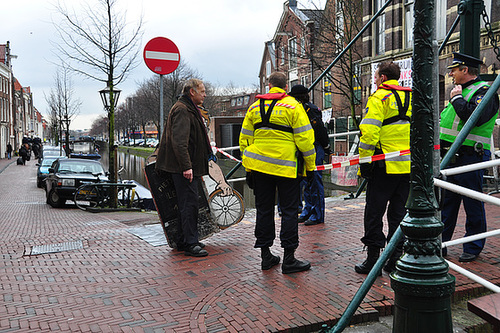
[253,171,300,250]
[361,166,410,249]
[171,173,200,246]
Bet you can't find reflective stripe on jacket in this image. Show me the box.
[359,79,412,174]
[239,87,316,178]
[440,81,496,150]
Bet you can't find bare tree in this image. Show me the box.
[45,67,82,155]
[275,0,363,129]
[133,61,200,133]
[52,0,143,191]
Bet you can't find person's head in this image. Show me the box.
[269,72,287,90]
[182,78,206,106]
[447,52,482,85]
[374,62,400,87]
[289,84,310,104]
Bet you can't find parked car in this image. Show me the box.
[45,158,108,208]
[36,156,67,188]
[42,146,64,158]
[146,138,159,148]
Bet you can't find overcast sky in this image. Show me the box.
[3,0,324,131]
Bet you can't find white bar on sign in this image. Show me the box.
[145,51,179,61]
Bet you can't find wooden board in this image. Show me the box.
[144,162,218,249]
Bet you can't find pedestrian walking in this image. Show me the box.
[355,61,412,274]
[289,84,330,226]
[440,52,499,262]
[6,142,12,160]
[155,78,212,257]
[239,72,316,274]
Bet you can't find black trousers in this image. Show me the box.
[171,173,200,245]
[253,171,300,250]
[361,166,410,249]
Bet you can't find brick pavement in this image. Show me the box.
[0,157,499,332]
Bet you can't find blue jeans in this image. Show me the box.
[299,145,325,223]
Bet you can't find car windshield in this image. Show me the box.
[42,158,60,167]
[57,160,105,174]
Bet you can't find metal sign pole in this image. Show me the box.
[160,74,164,138]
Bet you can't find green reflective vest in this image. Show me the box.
[439,81,496,150]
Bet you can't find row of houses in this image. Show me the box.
[211,0,499,155]
[0,42,46,156]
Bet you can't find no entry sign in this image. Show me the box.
[143,37,180,75]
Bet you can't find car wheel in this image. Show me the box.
[47,189,65,208]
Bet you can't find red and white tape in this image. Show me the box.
[316,145,440,171]
[214,145,440,171]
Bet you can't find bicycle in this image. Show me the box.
[74,167,141,212]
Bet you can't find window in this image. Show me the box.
[435,0,445,40]
[301,75,308,86]
[237,97,243,106]
[352,64,362,105]
[244,96,250,105]
[300,36,306,56]
[404,0,414,49]
[231,99,236,107]
[266,60,271,78]
[374,0,385,55]
[280,48,285,65]
[336,0,345,49]
[289,37,297,69]
[323,77,332,109]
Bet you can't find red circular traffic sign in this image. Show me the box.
[143,37,180,75]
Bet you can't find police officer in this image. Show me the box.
[289,84,330,226]
[440,52,499,262]
[239,72,316,274]
[355,61,412,274]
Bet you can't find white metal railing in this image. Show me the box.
[435,162,500,293]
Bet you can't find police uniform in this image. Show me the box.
[440,52,499,261]
[239,86,316,256]
[355,76,412,274]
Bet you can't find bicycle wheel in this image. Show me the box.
[208,189,245,229]
[74,184,100,211]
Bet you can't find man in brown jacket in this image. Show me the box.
[156,78,212,257]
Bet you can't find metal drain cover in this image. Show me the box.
[28,240,84,255]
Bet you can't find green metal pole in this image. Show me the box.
[390,0,455,331]
[458,0,484,59]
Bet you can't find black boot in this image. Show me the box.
[261,247,280,270]
[355,246,381,275]
[282,248,311,274]
[383,248,402,273]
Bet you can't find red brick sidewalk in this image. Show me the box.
[0,157,499,332]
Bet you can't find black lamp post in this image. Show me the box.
[99,84,121,207]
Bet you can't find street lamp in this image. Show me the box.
[99,85,121,110]
[99,84,121,208]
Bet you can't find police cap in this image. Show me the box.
[447,52,483,69]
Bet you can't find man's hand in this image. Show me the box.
[306,171,314,185]
[183,169,193,182]
[450,85,462,99]
[359,163,373,180]
[216,181,233,196]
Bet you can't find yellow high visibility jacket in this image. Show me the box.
[359,80,412,174]
[239,87,316,178]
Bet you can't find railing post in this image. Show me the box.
[390,0,455,331]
